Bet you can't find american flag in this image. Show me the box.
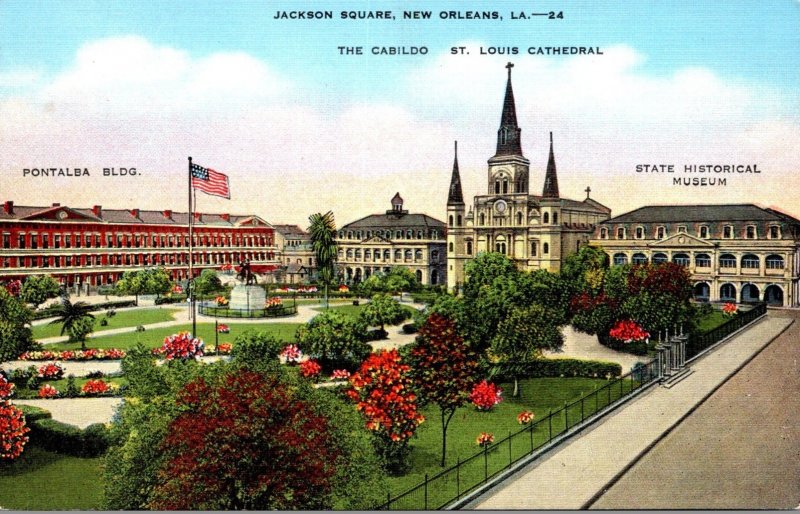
[190,162,230,199]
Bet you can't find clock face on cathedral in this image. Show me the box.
[494,200,507,214]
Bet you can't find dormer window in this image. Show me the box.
[723,225,734,239]
[699,226,709,239]
[677,226,687,234]
[769,225,781,239]
[600,228,608,239]
[745,225,757,239]
[656,226,666,239]
[616,227,626,239]
[635,226,644,239]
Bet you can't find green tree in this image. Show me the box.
[462,253,521,351]
[308,211,338,309]
[116,268,173,304]
[359,293,409,337]
[561,245,609,293]
[383,267,420,293]
[192,269,222,300]
[19,274,61,309]
[49,298,95,350]
[230,330,284,372]
[0,287,34,362]
[407,313,478,466]
[491,304,564,397]
[296,310,370,369]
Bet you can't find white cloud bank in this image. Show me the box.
[0,36,798,225]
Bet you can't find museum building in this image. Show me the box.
[590,204,800,307]
[447,63,611,292]
[0,200,280,288]
[273,224,317,284]
[336,193,446,286]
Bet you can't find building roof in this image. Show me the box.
[0,201,271,228]
[494,62,523,158]
[602,204,800,224]
[273,224,310,239]
[341,212,445,231]
[542,132,560,198]
[447,141,464,206]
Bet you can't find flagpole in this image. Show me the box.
[188,156,196,337]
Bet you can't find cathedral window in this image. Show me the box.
[495,181,500,194]
[449,215,453,227]
[479,213,486,225]
[531,242,537,256]
[553,212,558,225]
[466,241,473,255]
[516,212,523,225]
[502,179,508,194]
[543,243,549,254]
[543,212,549,224]
[457,215,462,227]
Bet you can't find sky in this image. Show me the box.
[0,0,798,226]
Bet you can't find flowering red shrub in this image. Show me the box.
[37,362,65,380]
[0,401,29,460]
[148,371,341,510]
[216,342,232,354]
[154,332,204,360]
[476,432,494,446]
[299,359,322,378]
[609,319,650,343]
[517,411,535,425]
[0,375,14,400]
[347,349,424,443]
[217,324,230,333]
[722,302,738,317]
[38,384,59,398]
[82,379,112,395]
[470,380,503,411]
[265,297,283,310]
[2,279,22,297]
[215,296,228,306]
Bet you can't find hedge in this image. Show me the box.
[17,404,52,423]
[490,358,623,381]
[155,294,187,305]
[26,417,111,457]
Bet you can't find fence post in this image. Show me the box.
[484,446,489,482]
[508,430,512,465]
[456,457,461,499]
[424,473,428,510]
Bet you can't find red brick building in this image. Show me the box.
[0,201,279,288]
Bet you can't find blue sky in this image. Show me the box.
[0,1,798,224]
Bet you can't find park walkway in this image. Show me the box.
[470,313,793,510]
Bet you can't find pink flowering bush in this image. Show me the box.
[37,362,65,380]
[19,348,126,361]
[217,324,230,334]
[279,344,303,364]
[470,380,503,411]
[153,332,205,360]
[38,384,59,399]
[330,369,351,381]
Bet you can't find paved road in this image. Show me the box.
[470,314,793,510]
[590,309,800,510]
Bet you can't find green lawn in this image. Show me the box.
[313,303,418,319]
[32,308,180,340]
[0,444,104,510]
[696,310,729,332]
[386,376,638,509]
[47,322,302,351]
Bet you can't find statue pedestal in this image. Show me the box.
[229,285,266,312]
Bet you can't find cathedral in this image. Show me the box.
[446,63,611,292]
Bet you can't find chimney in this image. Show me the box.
[163,209,172,219]
[3,201,13,215]
[91,205,102,217]
[52,202,60,207]
[130,208,140,218]
[220,213,230,221]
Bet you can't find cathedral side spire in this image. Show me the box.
[494,62,523,157]
[542,131,560,198]
[447,141,464,205]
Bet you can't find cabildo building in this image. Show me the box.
[591,204,800,307]
[0,200,280,288]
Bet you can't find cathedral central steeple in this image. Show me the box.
[447,141,464,205]
[542,131,560,198]
[494,62,523,157]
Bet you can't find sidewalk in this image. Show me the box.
[470,314,793,510]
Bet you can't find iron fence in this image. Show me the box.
[686,302,766,361]
[197,304,297,318]
[378,359,661,510]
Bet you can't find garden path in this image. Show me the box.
[545,327,647,372]
[13,398,123,429]
[470,314,793,510]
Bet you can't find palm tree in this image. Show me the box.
[49,298,95,350]
[308,211,338,310]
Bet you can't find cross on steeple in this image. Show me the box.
[506,61,514,78]
[585,186,591,199]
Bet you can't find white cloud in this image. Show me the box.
[0,37,798,225]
